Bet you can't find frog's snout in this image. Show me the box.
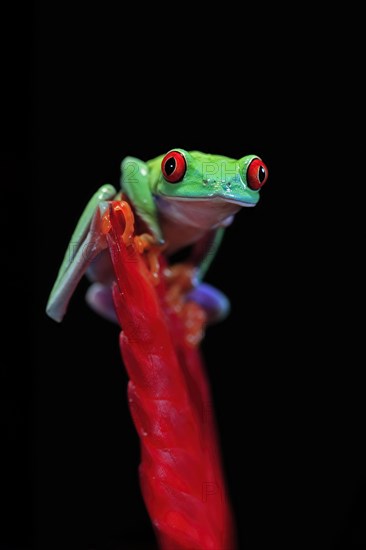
[201,174,259,207]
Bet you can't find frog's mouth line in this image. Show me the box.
[156,195,257,208]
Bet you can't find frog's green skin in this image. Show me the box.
[46,149,266,322]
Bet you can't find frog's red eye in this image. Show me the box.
[247,158,268,190]
[161,151,187,183]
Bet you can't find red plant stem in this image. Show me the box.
[105,202,237,550]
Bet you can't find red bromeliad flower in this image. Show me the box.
[103,201,237,550]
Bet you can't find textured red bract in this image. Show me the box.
[105,202,236,550]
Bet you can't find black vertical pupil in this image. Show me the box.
[165,157,176,175]
[258,165,266,183]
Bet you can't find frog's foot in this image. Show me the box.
[85,282,119,324]
[134,233,166,284]
[186,282,230,324]
[164,263,229,327]
[163,263,198,308]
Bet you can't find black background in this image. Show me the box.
[1,2,363,549]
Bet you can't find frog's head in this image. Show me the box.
[150,148,268,207]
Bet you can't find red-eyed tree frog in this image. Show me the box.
[46,148,268,324]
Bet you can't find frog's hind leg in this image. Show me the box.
[85,283,118,324]
[186,282,230,324]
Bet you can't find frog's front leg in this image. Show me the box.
[120,156,163,244]
[189,227,231,322]
[163,227,230,324]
